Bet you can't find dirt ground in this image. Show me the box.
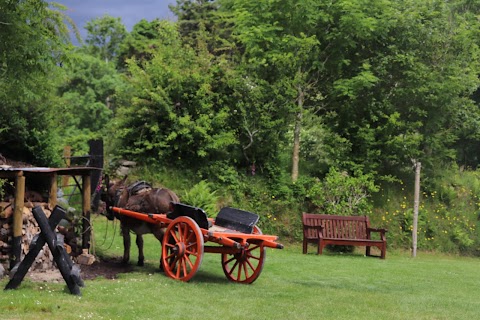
[27,256,135,283]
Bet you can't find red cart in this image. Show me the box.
[112,203,283,283]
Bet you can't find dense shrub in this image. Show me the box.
[307,167,379,216]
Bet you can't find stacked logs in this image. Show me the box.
[0,201,56,271]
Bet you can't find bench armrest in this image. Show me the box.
[303,224,323,238]
[367,227,387,241]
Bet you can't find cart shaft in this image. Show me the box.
[111,207,167,224]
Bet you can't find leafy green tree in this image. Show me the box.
[325,0,480,181]
[223,0,480,185]
[113,21,238,172]
[0,0,71,165]
[55,50,123,153]
[170,0,221,51]
[224,0,332,180]
[85,15,127,64]
[296,111,351,177]
[116,19,163,70]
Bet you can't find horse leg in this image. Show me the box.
[136,234,145,266]
[121,225,131,264]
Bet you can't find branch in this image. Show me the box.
[241,117,259,163]
[242,125,259,150]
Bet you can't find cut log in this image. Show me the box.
[76,252,95,265]
[0,205,13,219]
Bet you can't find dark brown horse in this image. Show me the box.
[104,176,179,268]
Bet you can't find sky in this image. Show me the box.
[55,0,177,43]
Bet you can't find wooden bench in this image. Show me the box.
[302,213,387,259]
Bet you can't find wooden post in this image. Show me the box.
[62,146,71,188]
[88,139,103,212]
[412,161,421,257]
[82,174,91,251]
[12,174,25,268]
[48,173,58,209]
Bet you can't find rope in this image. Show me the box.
[89,215,118,252]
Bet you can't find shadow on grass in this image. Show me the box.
[82,253,233,284]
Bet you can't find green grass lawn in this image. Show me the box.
[1,215,479,319]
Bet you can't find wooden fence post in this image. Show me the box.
[88,139,103,212]
[11,174,25,268]
[82,174,91,251]
[48,173,57,209]
[412,161,421,257]
[62,146,71,188]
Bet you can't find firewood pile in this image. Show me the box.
[0,201,57,272]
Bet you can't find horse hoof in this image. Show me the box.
[137,260,144,267]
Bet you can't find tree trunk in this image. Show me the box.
[291,86,304,182]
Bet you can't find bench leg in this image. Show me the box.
[381,244,386,259]
[317,240,323,255]
[366,246,371,257]
[303,240,308,254]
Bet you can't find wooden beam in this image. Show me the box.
[0,170,24,179]
[82,175,91,251]
[12,175,25,266]
[62,146,71,188]
[49,173,58,209]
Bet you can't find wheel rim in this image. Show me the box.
[162,216,204,282]
[221,226,265,284]
[221,241,266,284]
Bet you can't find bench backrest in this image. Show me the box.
[302,213,371,240]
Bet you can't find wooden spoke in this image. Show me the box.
[221,226,266,284]
[161,216,204,282]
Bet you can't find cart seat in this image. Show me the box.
[167,202,210,230]
[214,207,259,234]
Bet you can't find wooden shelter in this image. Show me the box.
[0,166,101,268]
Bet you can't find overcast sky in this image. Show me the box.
[55,0,177,43]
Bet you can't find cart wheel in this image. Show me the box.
[162,216,204,282]
[221,226,266,284]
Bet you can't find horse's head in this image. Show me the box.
[103,175,128,220]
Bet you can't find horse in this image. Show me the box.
[103,176,179,268]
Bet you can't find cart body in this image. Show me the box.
[112,203,283,283]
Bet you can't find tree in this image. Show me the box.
[326,0,480,180]
[116,19,163,70]
[170,0,220,50]
[55,50,123,153]
[225,0,329,180]
[113,21,238,172]
[0,0,72,165]
[84,15,127,64]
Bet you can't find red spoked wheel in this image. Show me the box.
[162,216,204,282]
[221,226,266,284]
